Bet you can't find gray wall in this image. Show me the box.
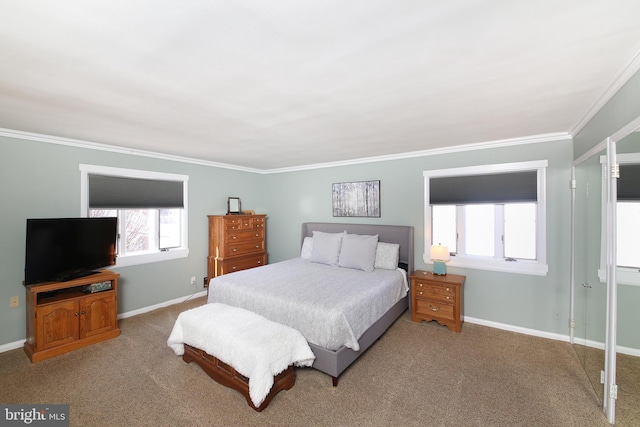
[264,139,574,335]
[0,135,266,346]
[573,69,640,159]
[1,99,638,351]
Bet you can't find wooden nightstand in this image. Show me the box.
[410,270,465,332]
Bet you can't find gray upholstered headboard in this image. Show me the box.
[301,222,414,274]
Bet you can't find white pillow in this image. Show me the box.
[338,234,379,272]
[300,236,313,259]
[310,231,344,266]
[374,242,400,270]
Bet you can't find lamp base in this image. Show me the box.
[433,261,447,276]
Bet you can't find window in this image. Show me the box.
[80,165,189,267]
[424,161,548,276]
[599,154,640,286]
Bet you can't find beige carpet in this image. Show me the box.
[1,296,633,426]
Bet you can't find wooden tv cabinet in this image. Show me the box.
[24,270,120,363]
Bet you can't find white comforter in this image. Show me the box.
[207,258,408,351]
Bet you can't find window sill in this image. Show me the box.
[423,254,548,276]
[598,268,640,286]
[114,248,189,268]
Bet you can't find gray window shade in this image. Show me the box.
[430,171,537,205]
[619,164,640,201]
[88,175,184,209]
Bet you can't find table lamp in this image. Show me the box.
[430,244,450,275]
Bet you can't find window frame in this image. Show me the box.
[598,152,640,286]
[79,164,189,268]
[424,160,548,276]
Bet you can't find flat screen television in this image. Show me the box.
[24,217,117,286]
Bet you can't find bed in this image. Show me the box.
[206,222,414,386]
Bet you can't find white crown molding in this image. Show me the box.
[263,132,571,174]
[570,40,640,137]
[0,127,262,174]
[1,126,570,175]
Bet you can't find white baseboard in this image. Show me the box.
[464,316,640,357]
[3,299,638,358]
[117,290,208,320]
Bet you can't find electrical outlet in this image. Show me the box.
[10,296,19,308]
[190,276,196,285]
[203,277,209,288]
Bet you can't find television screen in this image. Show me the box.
[24,217,117,285]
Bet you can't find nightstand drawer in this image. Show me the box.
[413,288,455,305]
[414,299,455,321]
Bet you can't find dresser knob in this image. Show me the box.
[233,248,237,252]
[446,296,450,300]
[446,287,450,291]
[429,304,440,312]
[419,291,423,295]
[232,236,237,240]
[232,266,237,270]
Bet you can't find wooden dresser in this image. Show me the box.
[410,270,465,332]
[207,214,267,282]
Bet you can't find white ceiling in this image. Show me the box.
[1,1,640,171]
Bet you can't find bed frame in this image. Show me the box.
[300,222,414,386]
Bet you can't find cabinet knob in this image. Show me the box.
[75,312,79,317]
[81,311,86,315]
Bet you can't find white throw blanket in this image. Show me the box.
[167,303,315,408]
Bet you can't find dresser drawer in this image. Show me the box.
[225,240,265,257]
[225,229,265,243]
[221,254,266,274]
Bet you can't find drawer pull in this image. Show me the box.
[232,248,237,252]
[255,233,259,237]
[257,260,262,265]
[447,296,450,300]
[255,245,260,248]
[429,304,439,312]
[446,287,450,291]
[419,291,423,295]
[232,266,237,270]
[232,236,237,240]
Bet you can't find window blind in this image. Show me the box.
[88,174,184,209]
[618,164,640,201]
[430,171,537,205]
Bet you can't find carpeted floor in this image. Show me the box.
[1,296,635,426]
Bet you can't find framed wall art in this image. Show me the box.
[332,180,380,217]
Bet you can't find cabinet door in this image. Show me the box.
[37,300,79,350]
[80,292,116,339]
